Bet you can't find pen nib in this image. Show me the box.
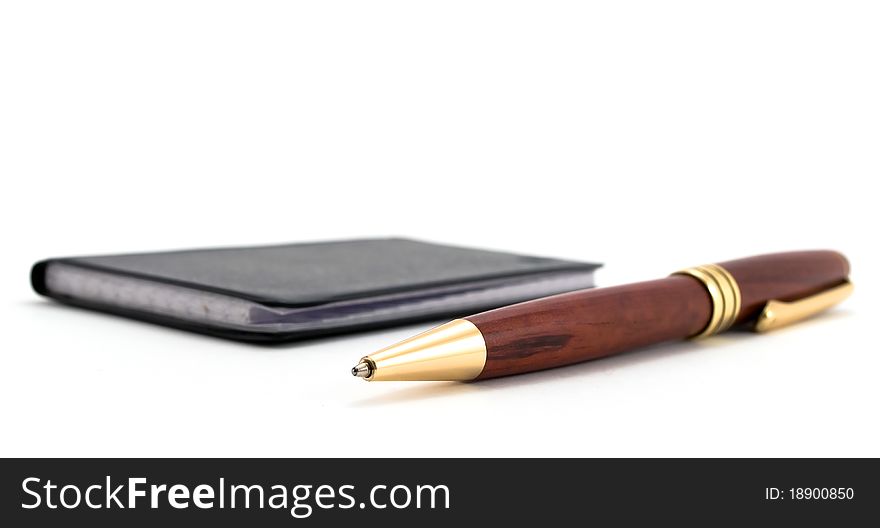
[351,361,371,379]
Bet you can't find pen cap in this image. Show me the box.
[717,250,850,326]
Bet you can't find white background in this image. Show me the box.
[1,1,878,457]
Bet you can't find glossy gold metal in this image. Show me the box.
[755,280,853,333]
[702,263,741,332]
[358,319,487,381]
[674,263,742,338]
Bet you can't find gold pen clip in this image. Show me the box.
[754,280,853,332]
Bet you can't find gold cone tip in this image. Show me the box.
[355,319,487,381]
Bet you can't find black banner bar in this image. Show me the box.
[1,459,875,526]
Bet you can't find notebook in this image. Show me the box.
[31,238,601,342]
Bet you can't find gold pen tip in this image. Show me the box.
[351,360,371,379]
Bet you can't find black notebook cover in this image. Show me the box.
[31,238,601,342]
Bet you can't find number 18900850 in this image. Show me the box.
[780,488,854,500]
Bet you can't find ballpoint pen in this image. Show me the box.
[350,251,852,381]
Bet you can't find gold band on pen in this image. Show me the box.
[674,263,742,338]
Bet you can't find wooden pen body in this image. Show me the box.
[467,250,850,380]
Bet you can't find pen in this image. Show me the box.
[350,251,852,381]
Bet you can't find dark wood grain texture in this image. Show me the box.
[468,250,850,380]
[468,276,711,379]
